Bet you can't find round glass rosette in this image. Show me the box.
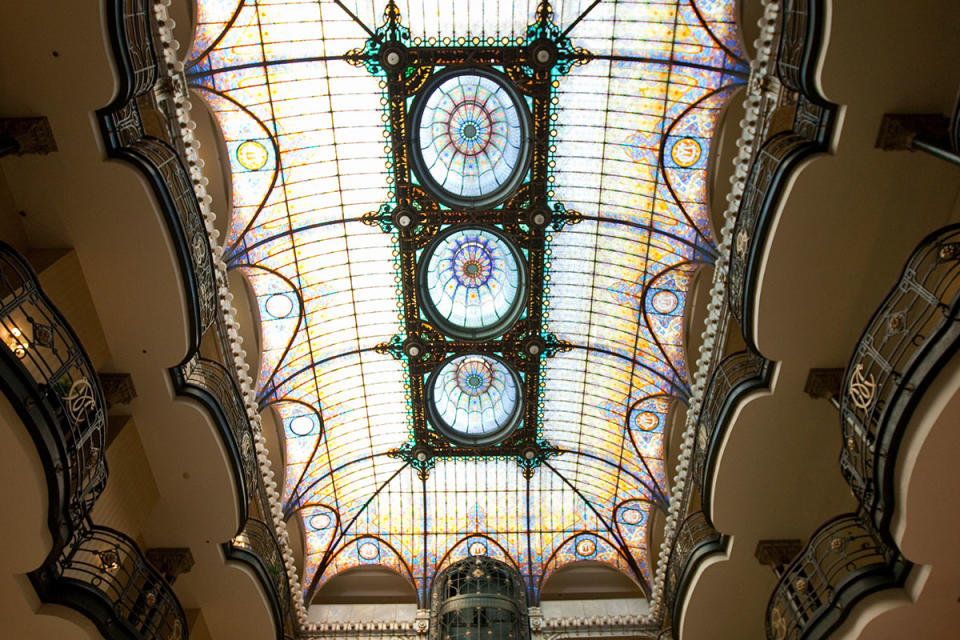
[418,226,527,340]
[425,354,524,446]
[410,68,531,209]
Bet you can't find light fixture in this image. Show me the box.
[98,549,121,572]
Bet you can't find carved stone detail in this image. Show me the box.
[413,609,430,635]
[803,368,844,400]
[99,372,138,408]
[875,113,949,150]
[145,548,195,584]
[0,117,58,155]
[529,606,544,634]
[755,539,802,577]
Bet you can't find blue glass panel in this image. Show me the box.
[421,227,524,337]
[429,354,522,439]
[414,70,529,205]
[188,0,747,599]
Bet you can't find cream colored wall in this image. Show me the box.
[0,396,97,640]
[0,167,28,253]
[680,0,960,638]
[32,249,113,370]
[91,417,161,539]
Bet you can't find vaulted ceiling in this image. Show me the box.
[186,0,745,604]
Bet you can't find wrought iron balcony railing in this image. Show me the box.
[0,242,108,541]
[727,0,838,343]
[692,347,770,505]
[32,522,188,640]
[765,513,908,640]
[175,354,258,503]
[101,0,217,349]
[227,515,298,639]
[0,243,188,639]
[840,224,960,532]
[661,511,725,633]
[100,1,304,636]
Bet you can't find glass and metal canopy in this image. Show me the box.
[187,0,746,604]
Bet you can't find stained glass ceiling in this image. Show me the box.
[186,0,746,604]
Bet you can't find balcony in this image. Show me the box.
[765,513,907,640]
[0,242,107,542]
[0,242,188,639]
[727,0,838,344]
[840,224,960,534]
[692,339,772,518]
[97,3,297,630]
[32,523,188,640]
[661,511,725,634]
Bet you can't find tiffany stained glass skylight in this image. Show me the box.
[187,0,747,604]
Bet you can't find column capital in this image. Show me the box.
[804,368,844,401]
[755,539,802,577]
[0,117,57,155]
[98,372,138,408]
[145,547,195,584]
[875,113,950,152]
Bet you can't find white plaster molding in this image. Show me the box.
[152,0,309,626]
[645,0,782,623]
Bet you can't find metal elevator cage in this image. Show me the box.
[430,556,529,640]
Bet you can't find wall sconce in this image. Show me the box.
[5,327,27,358]
[98,549,121,572]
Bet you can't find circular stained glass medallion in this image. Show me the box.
[621,508,643,526]
[635,411,659,432]
[650,289,679,314]
[410,68,531,209]
[670,137,701,168]
[419,226,526,340]
[265,293,294,319]
[236,140,269,171]
[358,542,380,560]
[469,541,488,556]
[575,538,597,557]
[289,415,314,436]
[310,513,331,530]
[426,353,523,446]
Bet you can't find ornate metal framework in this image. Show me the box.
[88,0,842,636]
[765,513,908,640]
[97,1,298,635]
[726,0,838,347]
[354,1,592,475]
[841,224,960,533]
[430,556,529,640]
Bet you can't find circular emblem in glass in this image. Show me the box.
[418,226,526,340]
[425,354,523,446]
[410,68,531,209]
